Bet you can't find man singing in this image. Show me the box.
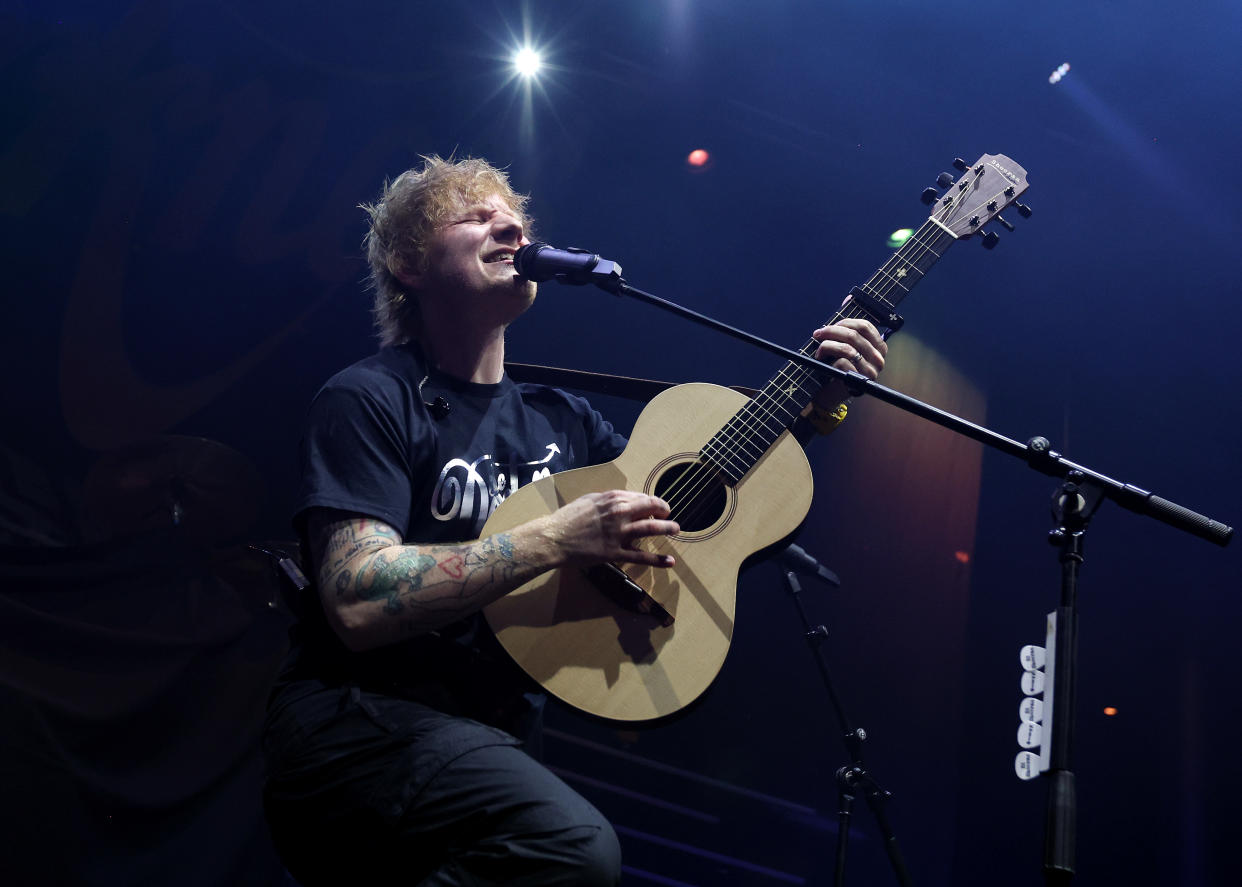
[261,155,886,885]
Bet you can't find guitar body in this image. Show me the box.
[482,382,814,723]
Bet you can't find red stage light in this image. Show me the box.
[687,149,710,167]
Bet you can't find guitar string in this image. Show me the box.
[639,217,955,545]
[642,281,921,539]
[682,301,872,489]
[691,221,944,476]
[639,308,908,551]
[661,185,1009,539]
[698,169,1021,525]
[681,172,1013,525]
[657,165,1012,523]
[672,217,949,501]
[661,304,875,532]
[698,177,1004,477]
[632,198,982,560]
[704,210,956,465]
[606,170,1025,620]
[659,215,953,512]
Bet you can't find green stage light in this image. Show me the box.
[887,228,914,249]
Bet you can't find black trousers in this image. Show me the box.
[262,683,620,886]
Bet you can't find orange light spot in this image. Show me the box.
[1103,707,1118,716]
[687,149,710,167]
[954,551,971,564]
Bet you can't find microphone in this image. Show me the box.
[425,396,451,420]
[775,542,841,587]
[513,242,623,286]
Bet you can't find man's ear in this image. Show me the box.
[389,252,423,290]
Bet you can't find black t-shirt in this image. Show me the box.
[278,343,627,727]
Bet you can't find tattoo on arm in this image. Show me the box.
[365,549,436,614]
[312,510,526,637]
[441,554,466,580]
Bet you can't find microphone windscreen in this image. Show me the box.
[513,243,552,281]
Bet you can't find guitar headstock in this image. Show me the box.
[923,153,1031,247]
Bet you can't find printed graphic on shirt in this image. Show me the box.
[431,443,562,536]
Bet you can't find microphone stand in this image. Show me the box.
[779,558,913,887]
[1040,470,1102,885]
[556,269,1233,884]
[583,273,1232,547]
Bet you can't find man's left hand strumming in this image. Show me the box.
[811,317,888,409]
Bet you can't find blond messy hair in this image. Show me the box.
[360,155,532,346]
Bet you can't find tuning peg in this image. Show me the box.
[997,215,1015,232]
[936,172,955,188]
[920,187,939,205]
[982,231,1000,249]
[952,157,968,171]
[1015,201,1033,218]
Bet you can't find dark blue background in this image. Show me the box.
[3,2,1239,884]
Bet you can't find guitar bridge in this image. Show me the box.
[584,563,674,627]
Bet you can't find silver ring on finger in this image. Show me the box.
[850,351,864,365]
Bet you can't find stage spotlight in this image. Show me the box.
[514,46,542,78]
[887,228,914,249]
[1048,62,1071,84]
[687,148,710,167]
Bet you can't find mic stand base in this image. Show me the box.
[837,765,914,887]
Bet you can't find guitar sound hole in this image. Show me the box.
[654,461,726,533]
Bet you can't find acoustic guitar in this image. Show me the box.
[482,154,1031,722]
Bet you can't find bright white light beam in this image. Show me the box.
[514,47,542,78]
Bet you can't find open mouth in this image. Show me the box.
[483,250,515,264]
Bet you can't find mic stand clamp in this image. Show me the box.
[836,762,907,886]
[566,252,623,288]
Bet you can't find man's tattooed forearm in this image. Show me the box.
[316,515,537,637]
[366,532,526,629]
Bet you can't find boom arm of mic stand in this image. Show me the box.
[590,278,1233,547]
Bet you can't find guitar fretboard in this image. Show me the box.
[702,217,958,484]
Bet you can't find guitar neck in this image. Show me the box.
[703,217,958,484]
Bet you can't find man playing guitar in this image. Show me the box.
[261,154,886,885]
